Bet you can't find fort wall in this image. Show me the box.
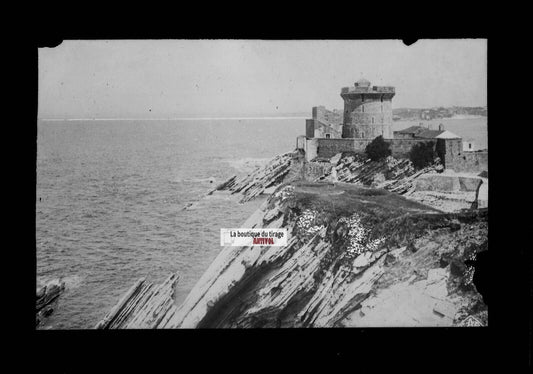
[298,137,436,160]
[447,151,488,173]
[297,136,487,173]
[316,138,358,158]
[414,174,486,192]
[296,135,306,150]
[389,138,436,158]
[295,137,325,160]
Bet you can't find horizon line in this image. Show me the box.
[38,116,310,121]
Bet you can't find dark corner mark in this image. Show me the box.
[36,38,64,49]
[402,38,418,47]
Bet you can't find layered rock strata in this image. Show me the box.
[136,182,487,328]
[95,273,179,329]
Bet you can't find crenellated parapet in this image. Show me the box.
[340,86,395,95]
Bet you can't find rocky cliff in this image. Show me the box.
[154,181,487,328]
[209,151,302,203]
[214,151,440,201]
[98,152,488,328]
[95,273,179,329]
[215,151,486,213]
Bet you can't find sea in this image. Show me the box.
[36,116,487,329]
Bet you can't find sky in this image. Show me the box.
[38,39,487,119]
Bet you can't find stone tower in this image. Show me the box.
[341,78,395,139]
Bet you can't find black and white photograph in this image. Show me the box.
[36,39,489,330]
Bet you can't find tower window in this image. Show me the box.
[362,105,364,113]
[380,95,383,102]
[361,94,365,102]
[371,117,374,124]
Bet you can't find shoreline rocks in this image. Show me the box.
[36,278,66,327]
[213,151,301,203]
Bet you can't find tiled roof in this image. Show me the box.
[416,129,445,138]
[394,125,453,139]
[395,126,425,134]
[435,130,461,139]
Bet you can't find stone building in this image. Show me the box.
[297,79,487,174]
[463,139,476,151]
[393,124,446,139]
[340,78,395,139]
[305,106,343,139]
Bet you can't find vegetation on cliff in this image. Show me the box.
[365,135,391,161]
[409,141,437,170]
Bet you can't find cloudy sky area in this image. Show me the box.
[38,39,487,119]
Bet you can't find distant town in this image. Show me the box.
[392,106,487,121]
[284,106,487,121]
